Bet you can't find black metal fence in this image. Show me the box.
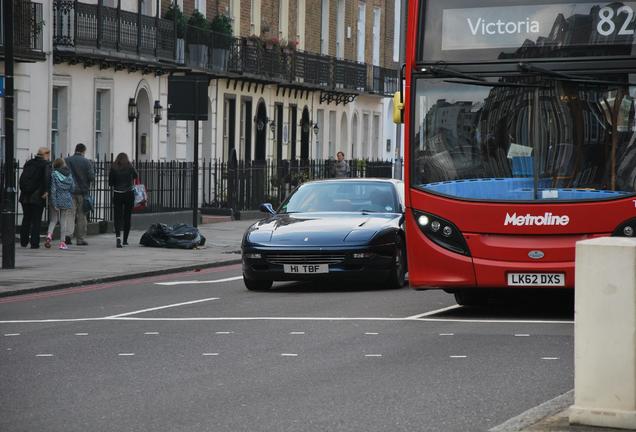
[0,158,402,225]
[0,0,44,60]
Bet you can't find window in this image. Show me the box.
[393,0,401,62]
[51,88,60,157]
[94,89,111,159]
[372,7,381,66]
[336,0,345,59]
[321,0,329,55]
[95,91,104,158]
[194,0,206,16]
[357,1,366,62]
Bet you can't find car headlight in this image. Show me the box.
[344,230,377,243]
[413,210,470,256]
[248,230,273,243]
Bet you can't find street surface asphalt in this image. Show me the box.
[0,264,576,432]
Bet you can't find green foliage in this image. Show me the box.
[163,4,187,38]
[187,10,209,30]
[209,14,233,36]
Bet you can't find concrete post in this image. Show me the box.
[569,237,636,430]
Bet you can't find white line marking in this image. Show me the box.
[74,333,88,336]
[365,332,379,335]
[0,317,574,324]
[281,353,298,357]
[104,297,220,318]
[155,276,242,286]
[541,357,560,360]
[202,353,219,356]
[405,305,462,319]
[290,332,305,335]
[215,331,233,334]
[144,332,159,335]
[450,355,467,358]
[439,333,454,336]
[4,333,20,336]
[36,354,54,357]
[365,354,383,357]
[118,353,135,356]
[515,334,531,337]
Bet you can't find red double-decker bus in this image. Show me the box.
[395,0,636,305]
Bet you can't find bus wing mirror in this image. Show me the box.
[392,64,406,124]
[392,92,404,124]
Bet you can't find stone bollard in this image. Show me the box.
[569,237,636,430]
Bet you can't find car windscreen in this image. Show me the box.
[279,182,399,213]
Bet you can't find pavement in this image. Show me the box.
[0,219,628,432]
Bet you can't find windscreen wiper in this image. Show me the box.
[518,62,636,87]
[424,64,486,82]
[444,79,548,89]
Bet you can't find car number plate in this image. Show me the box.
[283,264,329,274]
[507,273,565,287]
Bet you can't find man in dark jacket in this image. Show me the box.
[65,143,95,245]
[19,147,51,248]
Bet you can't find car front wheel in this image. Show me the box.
[385,237,406,289]
[243,273,273,291]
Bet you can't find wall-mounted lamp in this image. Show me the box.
[313,123,319,135]
[128,98,138,122]
[153,100,163,124]
[269,120,276,134]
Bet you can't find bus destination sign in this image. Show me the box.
[421,1,636,62]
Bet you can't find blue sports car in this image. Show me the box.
[241,178,406,290]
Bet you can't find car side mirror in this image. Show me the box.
[260,203,276,215]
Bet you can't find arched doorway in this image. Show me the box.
[351,113,359,159]
[255,100,268,161]
[340,112,348,156]
[135,88,152,163]
[300,107,310,160]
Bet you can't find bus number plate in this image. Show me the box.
[284,264,329,274]
[507,273,565,287]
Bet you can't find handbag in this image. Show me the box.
[82,194,95,213]
[133,180,147,211]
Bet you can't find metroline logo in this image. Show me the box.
[504,212,570,226]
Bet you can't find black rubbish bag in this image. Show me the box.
[139,223,206,249]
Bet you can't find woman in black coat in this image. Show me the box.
[108,153,138,248]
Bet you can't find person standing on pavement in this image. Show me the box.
[108,152,138,248]
[18,147,51,249]
[45,158,75,250]
[65,143,94,246]
[331,151,351,178]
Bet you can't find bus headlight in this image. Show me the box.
[613,218,636,238]
[412,210,471,256]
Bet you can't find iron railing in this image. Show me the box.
[0,158,402,225]
[0,0,44,60]
[53,0,176,62]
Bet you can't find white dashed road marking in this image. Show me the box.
[75,333,88,336]
[439,333,454,336]
[290,331,305,335]
[281,353,298,357]
[365,354,383,357]
[118,353,135,356]
[450,355,467,358]
[364,332,379,335]
[203,353,219,356]
[515,334,531,337]
[144,332,159,335]
[215,331,233,335]
[541,357,560,360]
[4,333,20,336]
[36,354,54,357]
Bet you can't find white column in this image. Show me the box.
[570,237,636,430]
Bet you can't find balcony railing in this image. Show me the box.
[0,0,45,61]
[53,0,176,63]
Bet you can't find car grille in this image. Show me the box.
[266,254,346,265]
